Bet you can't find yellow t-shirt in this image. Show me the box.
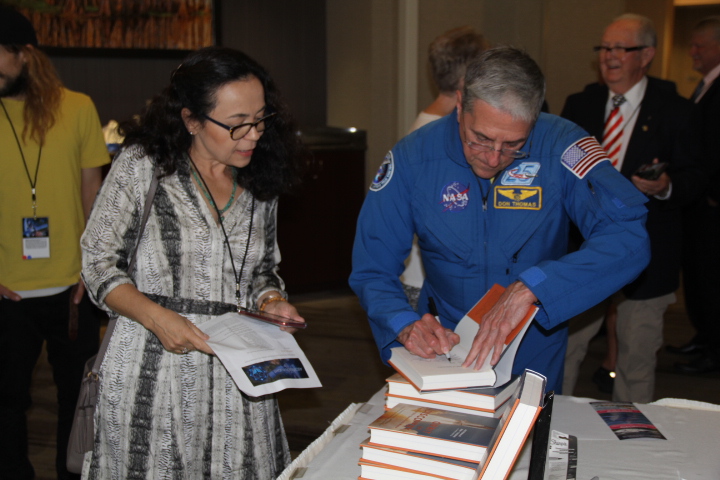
[0,89,110,291]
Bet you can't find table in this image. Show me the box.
[278,386,720,480]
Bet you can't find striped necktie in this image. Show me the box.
[602,94,626,167]
[691,79,705,103]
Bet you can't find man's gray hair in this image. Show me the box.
[462,46,545,124]
[613,13,657,47]
[693,16,720,42]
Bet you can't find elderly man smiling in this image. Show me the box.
[561,14,700,403]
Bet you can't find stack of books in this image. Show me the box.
[359,370,547,480]
[384,373,520,418]
[383,283,538,420]
[358,285,548,480]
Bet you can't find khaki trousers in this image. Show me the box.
[563,292,675,403]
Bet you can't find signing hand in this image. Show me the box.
[397,314,460,359]
[462,281,536,369]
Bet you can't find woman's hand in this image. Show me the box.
[104,284,212,355]
[146,308,213,355]
[262,298,306,334]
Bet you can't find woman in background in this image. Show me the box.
[81,47,303,478]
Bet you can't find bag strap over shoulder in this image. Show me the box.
[91,163,161,374]
[128,163,161,277]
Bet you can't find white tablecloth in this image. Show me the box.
[278,386,720,480]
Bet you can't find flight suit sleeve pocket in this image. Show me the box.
[586,166,648,221]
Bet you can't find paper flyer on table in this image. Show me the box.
[198,312,321,397]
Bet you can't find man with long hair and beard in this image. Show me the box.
[0,7,109,479]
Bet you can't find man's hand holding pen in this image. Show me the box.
[428,297,451,361]
[397,313,459,359]
[397,282,536,369]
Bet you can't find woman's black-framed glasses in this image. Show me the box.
[201,112,277,140]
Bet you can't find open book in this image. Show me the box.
[389,284,538,391]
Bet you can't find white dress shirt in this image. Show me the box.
[605,76,647,172]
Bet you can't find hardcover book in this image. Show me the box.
[359,459,461,480]
[361,441,479,480]
[389,284,538,391]
[367,403,500,463]
[359,459,453,480]
[385,373,520,414]
[528,391,555,480]
[473,369,547,480]
[384,395,504,418]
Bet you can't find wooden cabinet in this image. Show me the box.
[276,127,367,294]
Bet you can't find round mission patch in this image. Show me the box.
[370,152,395,192]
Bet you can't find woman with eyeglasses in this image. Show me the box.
[80,47,304,478]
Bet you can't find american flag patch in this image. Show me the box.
[561,137,610,179]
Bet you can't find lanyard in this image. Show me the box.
[1,99,42,219]
[188,156,254,310]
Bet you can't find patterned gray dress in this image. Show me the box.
[81,146,291,479]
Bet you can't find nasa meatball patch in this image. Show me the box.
[439,181,470,212]
[370,152,395,191]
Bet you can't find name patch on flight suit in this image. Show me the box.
[494,187,542,210]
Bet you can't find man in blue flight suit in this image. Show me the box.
[349,47,651,393]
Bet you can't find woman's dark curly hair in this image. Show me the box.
[120,47,302,201]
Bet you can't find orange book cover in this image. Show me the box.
[464,284,536,345]
[388,285,538,391]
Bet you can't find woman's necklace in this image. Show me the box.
[188,155,254,309]
[190,162,238,218]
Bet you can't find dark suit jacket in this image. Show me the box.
[693,76,720,202]
[561,77,702,299]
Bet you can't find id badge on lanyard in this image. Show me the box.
[22,217,50,259]
[2,100,50,259]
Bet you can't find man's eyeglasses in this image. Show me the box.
[201,112,277,140]
[465,140,529,159]
[593,45,648,56]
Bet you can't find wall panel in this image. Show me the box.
[48,0,326,128]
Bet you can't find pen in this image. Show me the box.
[428,297,451,362]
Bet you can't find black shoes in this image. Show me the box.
[591,366,615,394]
[666,341,706,355]
[674,352,720,374]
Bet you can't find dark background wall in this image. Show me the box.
[46,0,327,130]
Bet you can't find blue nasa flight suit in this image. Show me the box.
[349,112,650,393]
